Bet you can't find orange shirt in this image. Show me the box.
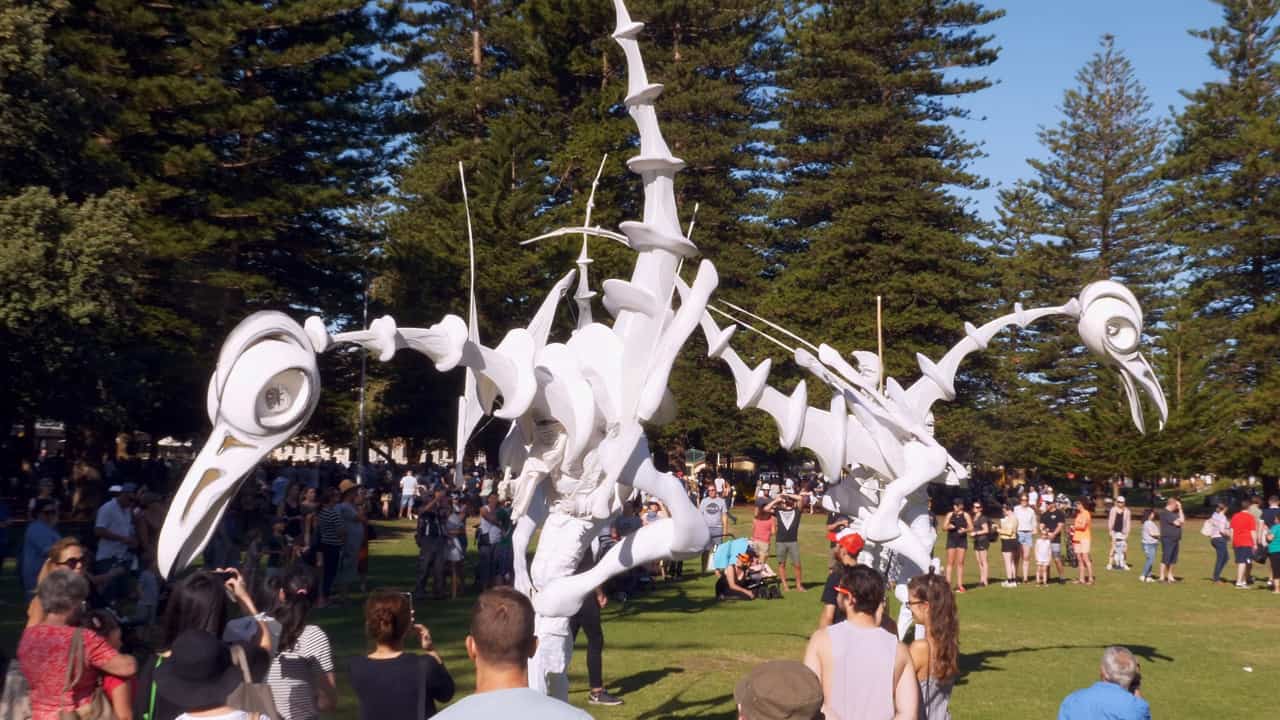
[1072,510,1091,542]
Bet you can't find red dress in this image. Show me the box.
[18,625,118,720]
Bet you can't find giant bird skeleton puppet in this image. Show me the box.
[698,280,1168,636]
[155,0,1169,697]
[159,0,719,700]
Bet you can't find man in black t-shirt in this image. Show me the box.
[769,493,804,592]
[818,530,864,628]
[1157,497,1185,582]
[1040,504,1066,582]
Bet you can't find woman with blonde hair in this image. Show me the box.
[26,537,120,627]
[907,571,959,720]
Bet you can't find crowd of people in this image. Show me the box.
[8,451,1268,720]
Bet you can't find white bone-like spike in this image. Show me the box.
[739,359,772,409]
[781,380,808,450]
[1062,297,1081,318]
[963,322,988,350]
[706,324,737,359]
[916,352,956,401]
[1014,302,1029,328]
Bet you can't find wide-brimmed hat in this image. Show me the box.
[734,660,823,720]
[155,629,242,711]
[338,479,358,495]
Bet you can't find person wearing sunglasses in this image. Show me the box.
[26,537,122,627]
[20,499,61,598]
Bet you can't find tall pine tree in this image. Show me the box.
[763,0,1001,460]
[1163,0,1279,480]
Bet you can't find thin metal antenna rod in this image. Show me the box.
[708,305,795,356]
[715,300,820,352]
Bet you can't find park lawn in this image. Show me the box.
[3,510,1275,719]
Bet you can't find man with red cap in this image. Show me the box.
[818,528,865,628]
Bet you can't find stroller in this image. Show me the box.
[741,566,783,599]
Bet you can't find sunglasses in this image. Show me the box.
[57,557,86,569]
[833,586,852,597]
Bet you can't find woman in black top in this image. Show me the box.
[350,590,454,720]
[941,498,973,594]
[970,500,992,587]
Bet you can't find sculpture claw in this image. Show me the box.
[862,505,902,543]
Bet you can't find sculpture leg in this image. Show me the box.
[534,431,708,617]
[529,616,572,700]
[863,441,946,543]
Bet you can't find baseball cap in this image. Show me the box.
[828,528,865,557]
[1116,496,1126,503]
[107,485,124,494]
[734,660,823,720]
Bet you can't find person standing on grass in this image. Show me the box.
[998,504,1019,588]
[1138,510,1160,583]
[1156,497,1184,583]
[970,500,992,588]
[315,487,345,606]
[267,565,337,720]
[941,498,972,594]
[819,530,864,628]
[1244,496,1265,584]
[1264,496,1280,586]
[770,493,806,592]
[1206,503,1231,583]
[400,469,419,519]
[1057,646,1149,720]
[434,588,591,719]
[750,496,775,562]
[1013,495,1037,584]
[1106,497,1132,571]
[349,590,455,720]
[907,572,958,720]
[804,564,918,720]
[157,630,269,720]
[1230,503,1259,589]
[1071,499,1094,585]
[698,486,729,572]
[1040,499,1067,583]
[1265,517,1280,594]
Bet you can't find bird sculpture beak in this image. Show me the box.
[157,312,320,579]
[1076,281,1169,434]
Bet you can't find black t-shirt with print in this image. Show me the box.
[775,507,801,543]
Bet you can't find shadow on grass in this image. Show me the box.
[633,686,736,720]
[612,666,685,695]
[607,586,720,618]
[958,643,1172,685]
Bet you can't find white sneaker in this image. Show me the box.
[1235,582,1248,589]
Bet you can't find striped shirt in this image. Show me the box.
[267,624,335,720]
[317,506,344,546]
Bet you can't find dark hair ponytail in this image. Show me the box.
[275,564,317,651]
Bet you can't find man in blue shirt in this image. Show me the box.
[20,499,61,596]
[1059,646,1151,720]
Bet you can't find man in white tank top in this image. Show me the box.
[803,565,919,720]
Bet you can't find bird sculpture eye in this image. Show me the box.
[256,368,308,427]
[1105,317,1139,354]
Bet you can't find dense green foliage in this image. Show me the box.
[0,0,1275,486]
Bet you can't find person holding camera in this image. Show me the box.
[349,590,454,720]
[1057,646,1150,720]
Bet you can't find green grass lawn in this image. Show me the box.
[4,510,1275,719]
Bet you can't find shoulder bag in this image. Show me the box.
[58,629,114,720]
[226,645,282,720]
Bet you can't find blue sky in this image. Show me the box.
[955,0,1226,220]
